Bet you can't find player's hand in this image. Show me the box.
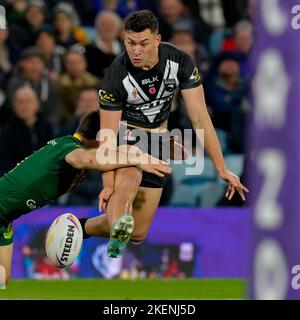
[170,136,188,160]
[98,186,114,212]
[218,169,249,201]
[137,154,172,177]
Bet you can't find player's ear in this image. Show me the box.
[156,34,161,47]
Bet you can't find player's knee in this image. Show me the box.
[125,167,142,186]
[117,168,142,192]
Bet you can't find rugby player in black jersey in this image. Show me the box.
[81,10,249,258]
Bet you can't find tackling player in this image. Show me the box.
[0,110,171,284]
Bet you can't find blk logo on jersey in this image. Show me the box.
[164,79,176,92]
[142,76,159,85]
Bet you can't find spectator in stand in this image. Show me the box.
[0,86,53,176]
[196,0,226,30]
[52,2,89,49]
[221,0,250,27]
[232,20,253,78]
[170,27,210,79]
[234,20,253,55]
[219,20,253,78]
[58,87,101,206]
[8,0,48,62]
[57,47,100,123]
[157,0,211,46]
[205,52,247,133]
[7,46,62,128]
[25,0,47,31]
[6,0,27,26]
[0,28,12,126]
[60,87,99,136]
[93,0,144,18]
[217,20,252,153]
[168,27,210,148]
[35,25,66,80]
[85,10,123,79]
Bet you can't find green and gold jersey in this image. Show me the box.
[0,135,86,224]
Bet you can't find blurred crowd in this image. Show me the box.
[0,0,253,207]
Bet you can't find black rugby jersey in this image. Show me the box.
[99,42,202,129]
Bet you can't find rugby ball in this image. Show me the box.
[45,213,83,268]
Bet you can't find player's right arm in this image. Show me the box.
[177,51,248,201]
[65,147,172,177]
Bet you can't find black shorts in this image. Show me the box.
[118,123,170,188]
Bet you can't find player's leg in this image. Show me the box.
[0,244,13,285]
[82,186,163,239]
[0,223,14,285]
[106,167,142,226]
[82,187,162,243]
[81,174,163,257]
[105,167,142,257]
[82,214,110,238]
[130,187,163,243]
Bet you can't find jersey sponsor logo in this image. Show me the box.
[26,199,37,210]
[190,66,200,83]
[126,94,173,123]
[163,79,176,92]
[126,95,173,111]
[99,90,117,105]
[141,76,159,85]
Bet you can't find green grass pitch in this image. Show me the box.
[0,279,246,300]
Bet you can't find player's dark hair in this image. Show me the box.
[76,111,100,140]
[124,10,159,33]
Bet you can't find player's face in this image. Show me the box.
[124,29,161,69]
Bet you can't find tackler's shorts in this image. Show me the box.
[0,221,13,246]
[118,123,171,188]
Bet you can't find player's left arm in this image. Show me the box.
[65,147,172,176]
[181,85,249,201]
